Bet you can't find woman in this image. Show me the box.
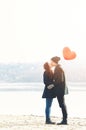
[42,62,56,124]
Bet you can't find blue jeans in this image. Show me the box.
[45,98,53,121]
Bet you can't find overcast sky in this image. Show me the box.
[0,0,86,64]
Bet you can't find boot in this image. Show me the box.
[57,119,67,125]
[45,118,55,124]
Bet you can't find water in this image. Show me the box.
[0,82,86,118]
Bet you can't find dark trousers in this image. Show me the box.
[57,95,67,120]
[45,98,53,121]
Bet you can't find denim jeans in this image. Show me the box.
[45,98,53,121]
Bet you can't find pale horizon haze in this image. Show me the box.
[0,0,86,66]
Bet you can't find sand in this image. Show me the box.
[0,115,86,130]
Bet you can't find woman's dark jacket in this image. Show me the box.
[53,64,65,96]
[42,71,56,98]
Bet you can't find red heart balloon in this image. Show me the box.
[63,47,76,60]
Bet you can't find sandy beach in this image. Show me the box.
[0,115,86,130]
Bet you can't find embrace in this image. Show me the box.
[42,56,68,125]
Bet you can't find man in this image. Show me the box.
[50,56,68,125]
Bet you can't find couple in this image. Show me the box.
[42,56,68,125]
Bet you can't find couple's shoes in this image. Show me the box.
[46,120,67,125]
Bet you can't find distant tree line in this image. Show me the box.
[0,62,85,83]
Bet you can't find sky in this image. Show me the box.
[0,0,86,64]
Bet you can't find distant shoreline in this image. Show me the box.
[0,82,86,92]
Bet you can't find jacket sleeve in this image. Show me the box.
[43,72,50,86]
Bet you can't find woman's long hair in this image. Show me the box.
[43,62,53,79]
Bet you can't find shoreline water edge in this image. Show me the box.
[0,82,86,118]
